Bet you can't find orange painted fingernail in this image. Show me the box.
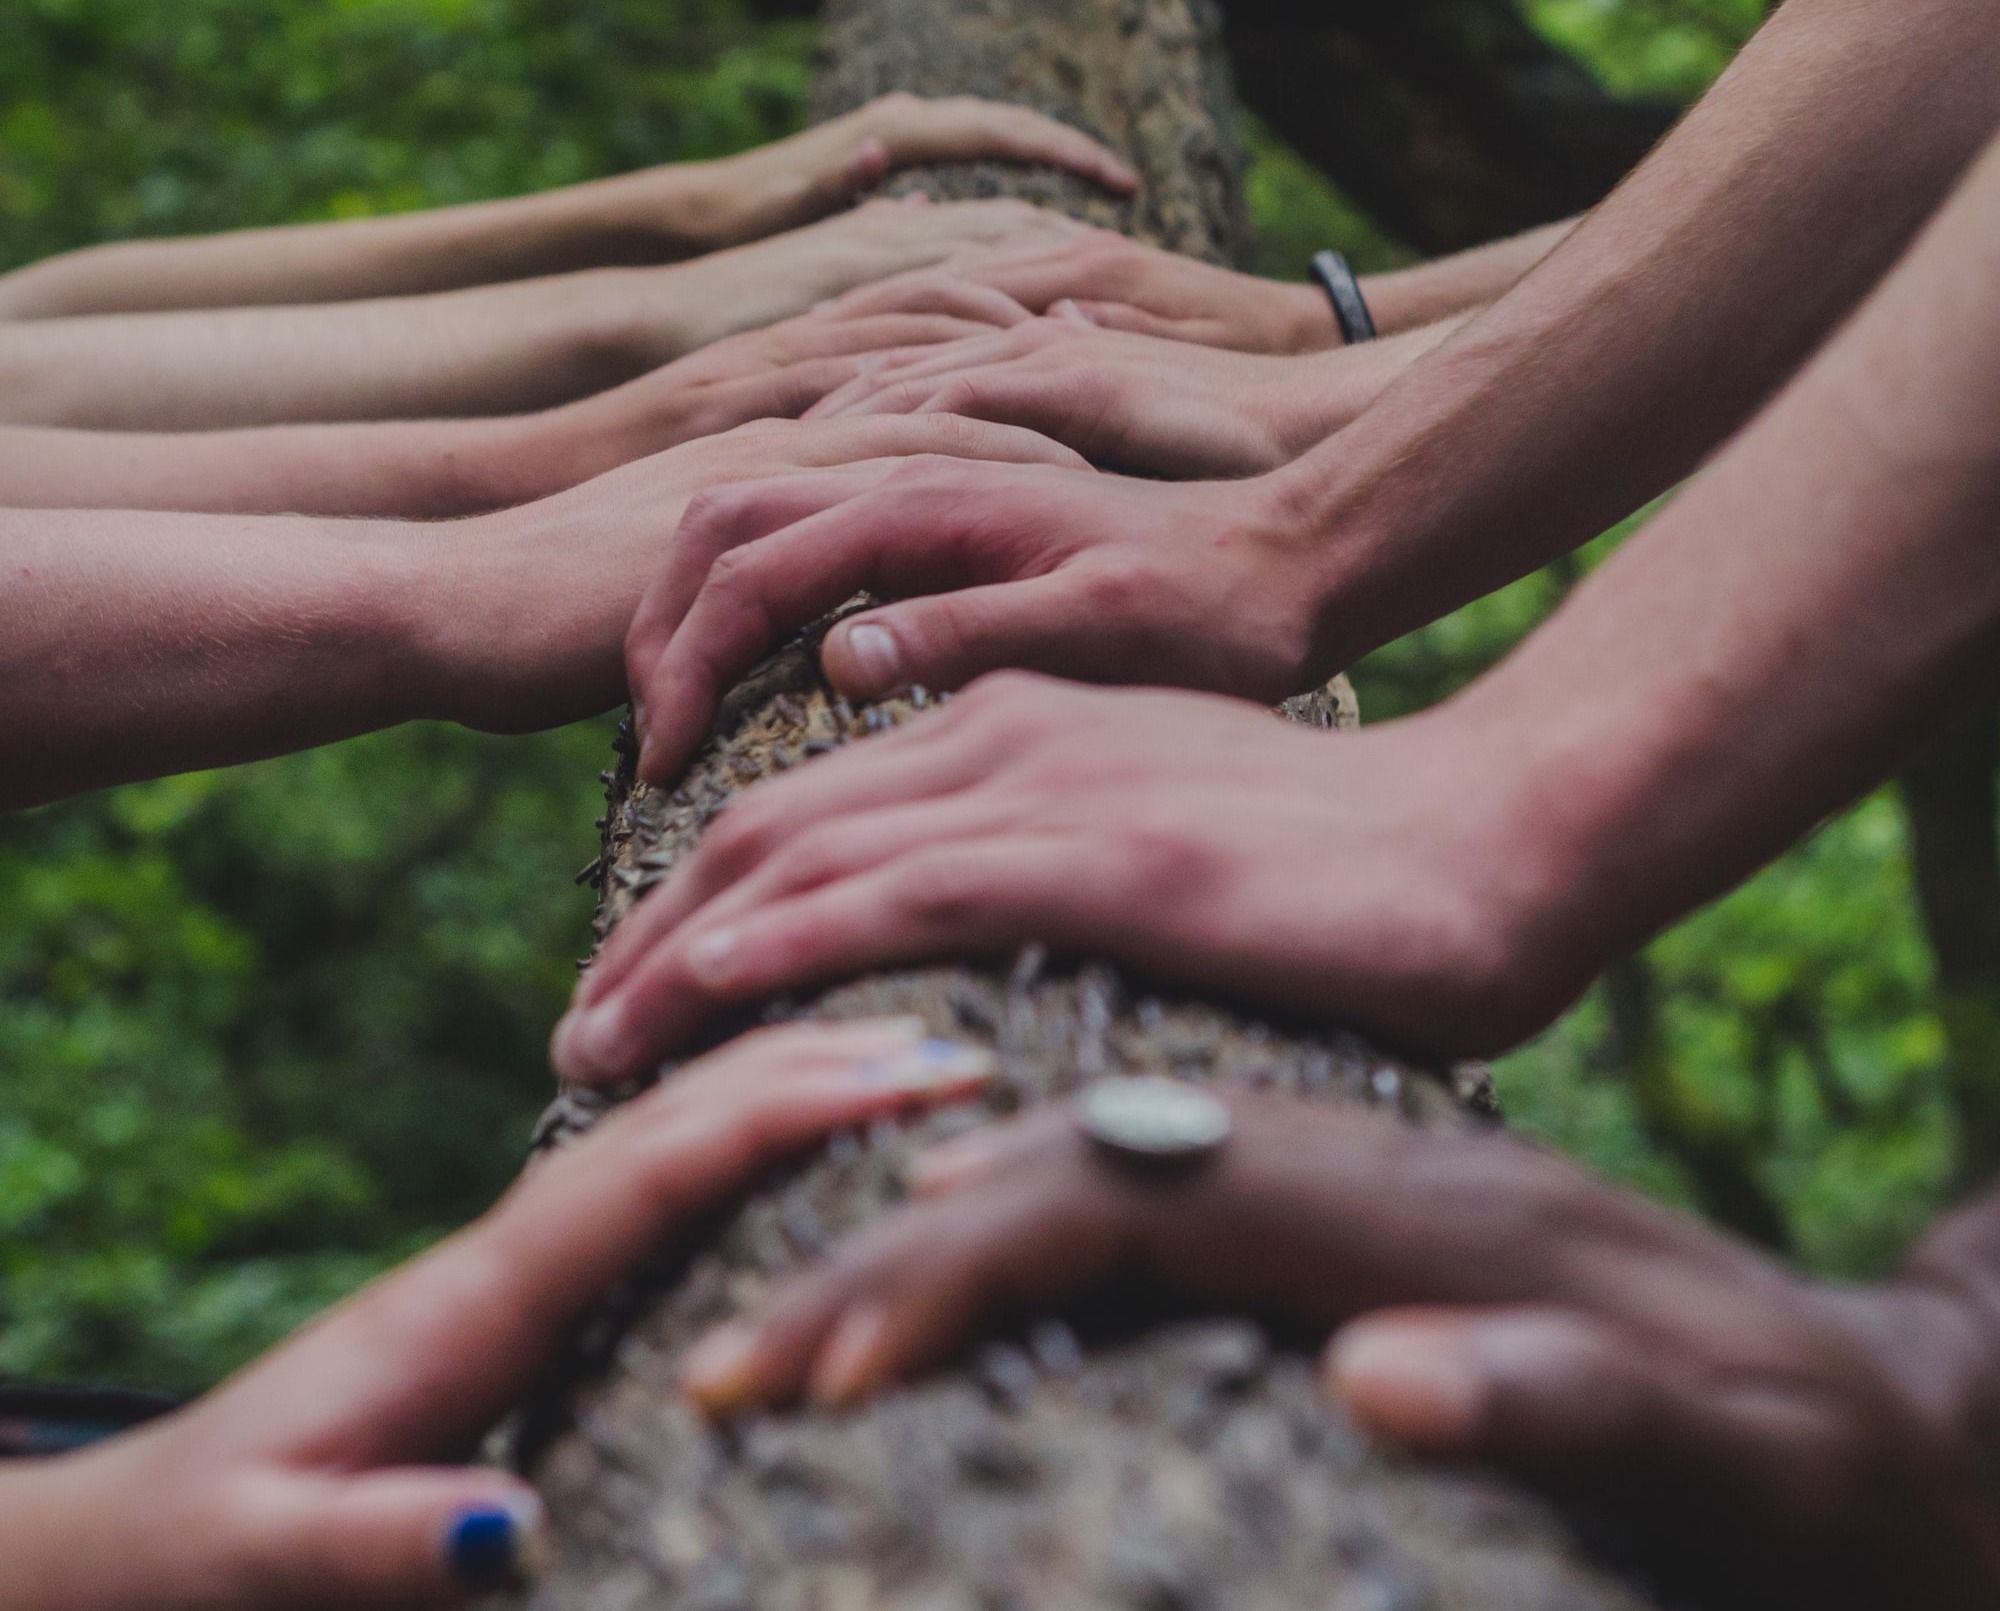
[1326,1323,1485,1449]
[681,1321,764,1412]
[810,1303,892,1406]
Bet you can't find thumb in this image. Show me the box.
[238,1469,550,1607]
[821,574,1103,700]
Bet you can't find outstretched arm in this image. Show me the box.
[0,413,1081,810]
[0,199,1078,430]
[574,120,2000,1082]
[0,94,1133,319]
[0,1020,995,1611]
[622,0,2000,776]
[815,214,1573,358]
[0,302,1019,516]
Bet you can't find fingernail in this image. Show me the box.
[1327,1323,1486,1449]
[551,999,625,1080]
[858,1038,999,1093]
[811,1303,891,1406]
[688,927,739,986]
[444,1495,549,1591]
[682,1320,764,1411]
[1105,158,1139,190]
[839,622,903,695]
[907,1128,1005,1193]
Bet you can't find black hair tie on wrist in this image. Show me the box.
[1310,249,1377,345]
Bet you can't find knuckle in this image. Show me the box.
[1070,561,1149,621]
[679,483,750,545]
[701,794,784,871]
[888,851,994,931]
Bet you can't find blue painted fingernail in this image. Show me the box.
[446,1504,532,1590]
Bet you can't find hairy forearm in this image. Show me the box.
[1361,218,1575,336]
[1460,130,2000,978]
[0,267,669,431]
[0,169,719,321]
[1287,0,2000,660]
[0,507,452,806]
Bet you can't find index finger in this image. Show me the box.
[202,1019,999,1466]
[874,96,1139,194]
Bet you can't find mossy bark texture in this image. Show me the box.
[503,4,1667,1607]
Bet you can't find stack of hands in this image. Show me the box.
[9,9,2000,1597]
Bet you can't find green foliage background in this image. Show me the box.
[0,0,1967,1394]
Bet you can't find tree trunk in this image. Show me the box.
[501,4,1665,1606]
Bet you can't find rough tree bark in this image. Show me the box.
[498,4,1668,1606]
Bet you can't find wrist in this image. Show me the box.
[1279,278,1343,354]
[408,496,626,735]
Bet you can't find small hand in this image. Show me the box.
[678,1090,2000,1610]
[623,454,1332,784]
[11,1019,995,1610]
[807,315,1334,475]
[543,295,1034,484]
[559,677,1579,1085]
[692,93,1138,246]
[663,198,1086,358]
[424,414,1087,737]
[821,230,1338,354]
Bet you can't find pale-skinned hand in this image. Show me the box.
[0,1018,996,1610]
[816,230,1339,353]
[676,1091,2000,1610]
[536,297,1033,488]
[654,198,1088,361]
[805,315,1342,475]
[681,93,1137,247]
[419,415,1086,738]
[623,455,1339,785]
[557,676,1590,1087]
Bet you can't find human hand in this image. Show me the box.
[822,230,1339,354]
[535,291,1033,490]
[558,677,1587,1086]
[657,198,1085,360]
[418,414,1085,736]
[806,315,1344,475]
[676,1089,2000,1610]
[4,1018,995,1610]
[684,93,1137,247]
[622,452,1348,783]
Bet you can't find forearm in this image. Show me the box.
[1360,218,1575,336]
[1278,314,1470,453]
[1456,130,2000,977]
[0,414,580,516]
[0,268,669,430]
[1285,0,2000,659]
[0,507,454,807]
[0,169,720,321]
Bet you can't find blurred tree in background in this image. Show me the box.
[0,0,1989,1395]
